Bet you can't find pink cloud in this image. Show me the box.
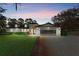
[9,10,59,18]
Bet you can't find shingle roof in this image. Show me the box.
[36,22,54,27]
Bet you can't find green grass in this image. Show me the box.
[0,34,36,56]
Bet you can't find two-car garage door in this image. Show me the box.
[40,30,56,35]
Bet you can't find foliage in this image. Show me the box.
[0,7,6,13]
[17,18,24,28]
[0,15,6,33]
[52,7,79,31]
[61,29,68,36]
[0,7,6,33]
[8,18,17,28]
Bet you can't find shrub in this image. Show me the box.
[61,30,68,36]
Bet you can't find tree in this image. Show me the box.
[8,18,17,28]
[18,18,24,28]
[52,7,79,31]
[0,15,6,33]
[32,20,37,23]
[0,7,6,33]
[0,3,20,11]
[25,18,33,28]
[25,18,33,23]
[0,7,6,13]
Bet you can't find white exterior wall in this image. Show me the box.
[34,27,61,37]
[23,29,26,32]
[29,29,33,35]
[7,27,61,37]
[8,28,19,32]
[21,29,23,32]
[40,27,56,30]
[34,27,40,36]
[8,28,29,32]
[26,29,29,32]
[14,28,19,32]
[10,29,13,32]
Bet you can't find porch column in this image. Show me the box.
[56,27,61,37]
[35,28,40,36]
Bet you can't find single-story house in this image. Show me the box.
[6,22,61,37]
[29,22,61,37]
[6,23,38,33]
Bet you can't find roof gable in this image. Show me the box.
[37,22,54,27]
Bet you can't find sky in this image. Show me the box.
[0,3,79,24]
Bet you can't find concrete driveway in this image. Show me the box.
[41,36,79,56]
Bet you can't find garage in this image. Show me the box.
[34,22,61,37]
[40,30,56,35]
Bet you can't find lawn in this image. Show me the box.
[0,33,36,56]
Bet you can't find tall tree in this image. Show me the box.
[0,3,21,11]
[0,7,6,33]
[0,15,6,33]
[52,7,79,31]
[8,18,17,28]
[25,18,33,28]
[25,18,33,23]
[18,18,24,28]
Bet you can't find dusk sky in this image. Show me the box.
[0,3,79,24]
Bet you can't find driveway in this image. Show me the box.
[32,36,79,56]
[42,36,79,56]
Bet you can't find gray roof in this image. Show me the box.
[36,22,54,27]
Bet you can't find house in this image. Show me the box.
[6,18,39,33]
[6,22,38,33]
[6,21,61,37]
[30,22,61,37]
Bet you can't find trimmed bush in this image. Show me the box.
[61,30,68,36]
